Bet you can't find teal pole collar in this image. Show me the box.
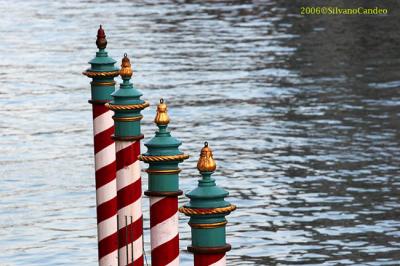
[139,99,189,196]
[83,25,119,104]
[179,142,236,252]
[106,54,149,140]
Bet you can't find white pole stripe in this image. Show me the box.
[93,110,114,135]
[118,236,143,265]
[95,143,116,171]
[115,140,144,266]
[150,196,165,206]
[116,160,140,190]
[115,140,136,152]
[117,199,143,227]
[96,179,117,206]
[98,214,118,241]
[151,212,179,249]
[99,249,118,266]
[209,255,226,266]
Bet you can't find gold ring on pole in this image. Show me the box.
[91,81,116,86]
[189,221,227,229]
[106,101,150,111]
[82,70,120,78]
[138,154,190,162]
[113,115,143,122]
[179,204,236,216]
[145,169,182,175]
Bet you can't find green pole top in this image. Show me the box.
[179,143,236,252]
[139,99,189,195]
[82,25,119,104]
[106,54,149,140]
[181,142,236,210]
[140,99,189,158]
[83,25,119,79]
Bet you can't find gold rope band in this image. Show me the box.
[179,204,236,216]
[106,101,150,111]
[145,169,181,175]
[91,81,116,86]
[189,221,227,229]
[113,115,143,122]
[83,70,120,78]
[138,154,189,162]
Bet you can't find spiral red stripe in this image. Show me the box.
[194,254,226,266]
[117,215,143,247]
[151,234,179,266]
[97,197,117,222]
[116,141,140,170]
[92,104,118,266]
[126,255,144,266]
[115,140,143,266]
[150,197,178,227]
[117,179,142,210]
[98,231,118,258]
[94,126,115,153]
[149,196,179,266]
[95,161,116,189]
[93,103,109,118]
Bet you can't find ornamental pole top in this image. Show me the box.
[96,25,107,50]
[197,142,216,173]
[180,142,231,209]
[139,99,188,160]
[154,98,170,126]
[120,53,133,79]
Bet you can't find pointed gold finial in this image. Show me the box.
[197,142,216,172]
[154,98,170,126]
[120,53,133,78]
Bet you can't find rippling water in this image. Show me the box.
[1,0,400,265]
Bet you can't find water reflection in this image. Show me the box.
[0,0,399,265]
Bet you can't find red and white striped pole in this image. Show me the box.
[139,99,189,266]
[107,54,149,266]
[116,141,143,265]
[194,254,226,266]
[83,26,120,265]
[149,196,180,266]
[93,104,119,265]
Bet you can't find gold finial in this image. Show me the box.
[120,53,133,78]
[197,142,217,172]
[154,98,170,125]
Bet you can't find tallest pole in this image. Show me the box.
[83,26,120,265]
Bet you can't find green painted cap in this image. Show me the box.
[139,99,189,194]
[143,99,186,157]
[107,54,149,138]
[86,25,119,73]
[83,25,119,103]
[185,142,231,209]
[110,54,145,106]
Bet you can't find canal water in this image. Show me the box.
[1,0,399,265]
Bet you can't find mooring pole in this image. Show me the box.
[106,54,149,266]
[179,143,236,266]
[83,25,119,266]
[139,99,189,266]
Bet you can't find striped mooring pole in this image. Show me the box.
[179,143,236,266]
[139,99,189,266]
[106,54,149,265]
[83,25,120,265]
